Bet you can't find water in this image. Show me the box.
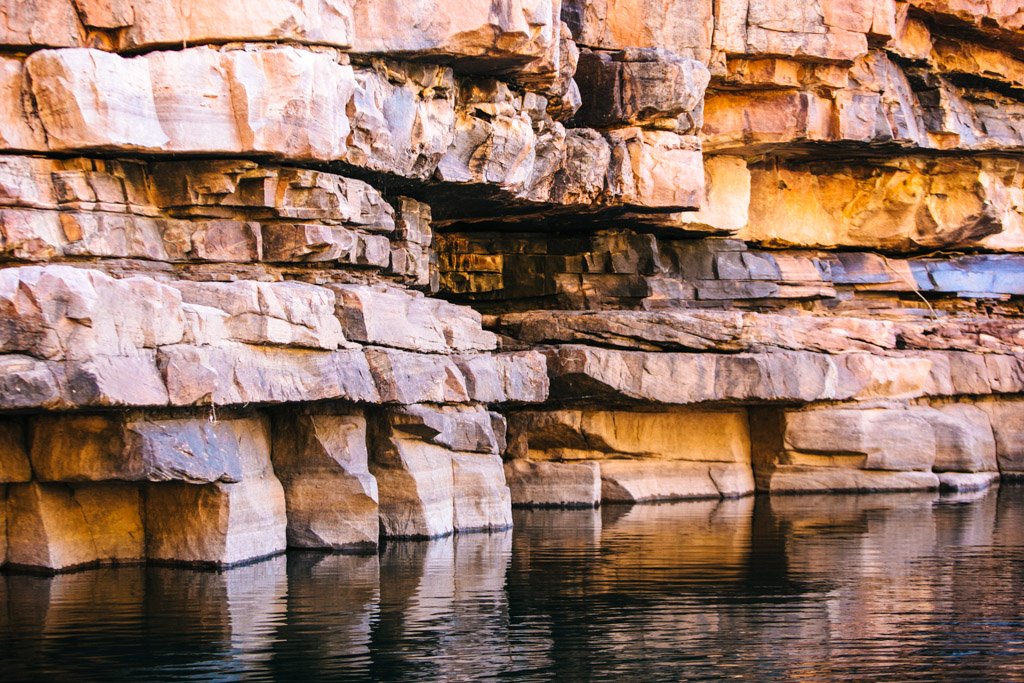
[3,487,1024,681]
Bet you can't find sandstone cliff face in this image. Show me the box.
[0,0,1022,572]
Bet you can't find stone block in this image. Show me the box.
[513,408,750,462]
[369,418,455,539]
[783,406,937,472]
[6,481,144,572]
[714,0,889,62]
[390,405,501,454]
[0,421,30,483]
[562,0,713,63]
[29,414,263,483]
[352,0,558,71]
[937,471,1000,493]
[765,468,941,493]
[331,284,496,353]
[173,280,345,350]
[370,406,512,537]
[977,399,1024,475]
[573,48,709,130]
[604,128,704,209]
[452,452,513,531]
[600,460,754,502]
[504,459,601,507]
[120,0,355,51]
[270,409,378,551]
[145,415,286,567]
[741,158,1024,252]
[0,265,184,361]
[930,404,998,473]
[158,344,379,407]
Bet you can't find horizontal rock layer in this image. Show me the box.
[3,0,1024,573]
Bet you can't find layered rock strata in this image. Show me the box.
[1,0,1022,572]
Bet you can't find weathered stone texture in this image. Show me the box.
[6,482,144,571]
[29,414,253,483]
[370,406,511,538]
[271,409,379,551]
[3,0,1024,571]
[145,415,288,567]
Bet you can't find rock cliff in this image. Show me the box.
[0,0,1022,571]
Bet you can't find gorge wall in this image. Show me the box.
[1,0,1023,572]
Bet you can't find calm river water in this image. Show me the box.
[3,487,1024,681]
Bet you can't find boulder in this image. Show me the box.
[270,409,379,551]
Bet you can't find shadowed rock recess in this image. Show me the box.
[0,0,1022,572]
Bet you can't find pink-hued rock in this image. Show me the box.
[353,0,559,71]
[0,265,184,361]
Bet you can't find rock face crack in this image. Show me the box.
[1,0,1023,571]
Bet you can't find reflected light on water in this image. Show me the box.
[2,487,1024,681]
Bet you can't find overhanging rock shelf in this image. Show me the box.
[0,0,1022,572]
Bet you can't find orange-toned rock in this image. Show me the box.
[562,0,714,63]
[6,481,144,571]
[605,128,704,208]
[741,158,1024,252]
[119,0,354,51]
[714,0,893,63]
[0,421,30,483]
[28,414,267,483]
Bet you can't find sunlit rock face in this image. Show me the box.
[1,0,1024,571]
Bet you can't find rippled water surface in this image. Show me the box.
[3,487,1024,681]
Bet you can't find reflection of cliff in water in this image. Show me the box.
[1,487,1023,681]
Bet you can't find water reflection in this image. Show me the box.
[2,488,1024,681]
